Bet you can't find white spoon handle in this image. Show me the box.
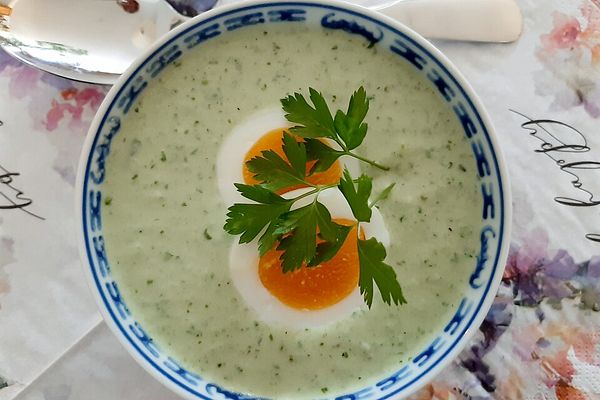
[377,0,523,42]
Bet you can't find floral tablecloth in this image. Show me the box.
[1,0,600,399]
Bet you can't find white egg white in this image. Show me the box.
[216,107,290,206]
[229,188,390,330]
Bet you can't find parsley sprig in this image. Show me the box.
[282,87,390,173]
[224,87,405,308]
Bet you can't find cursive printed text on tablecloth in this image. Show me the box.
[0,120,44,220]
[512,110,600,242]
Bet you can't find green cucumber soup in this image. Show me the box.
[101,23,482,399]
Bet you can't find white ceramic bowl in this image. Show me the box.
[76,1,511,398]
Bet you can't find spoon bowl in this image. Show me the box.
[0,0,205,84]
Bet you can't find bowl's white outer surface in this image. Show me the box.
[76,1,512,399]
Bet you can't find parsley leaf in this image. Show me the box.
[334,86,369,150]
[234,183,287,204]
[257,220,284,257]
[357,237,406,308]
[224,184,292,251]
[245,132,309,191]
[224,202,291,246]
[274,201,342,272]
[338,168,373,222]
[281,130,307,175]
[369,183,396,209]
[304,138,344,174]
[309,223,352,266]
[274,205,318,272]
[281,88,336,139]
[281,87,389,171]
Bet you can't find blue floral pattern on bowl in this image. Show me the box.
[76,1,511,399]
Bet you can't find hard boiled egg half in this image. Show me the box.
[216,108,390,330]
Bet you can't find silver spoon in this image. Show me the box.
[0,0,522,85]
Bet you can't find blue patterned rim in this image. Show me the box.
[76,1,511,399]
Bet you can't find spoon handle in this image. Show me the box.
[377,0,523,43]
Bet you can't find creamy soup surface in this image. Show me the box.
[102,23,482,398]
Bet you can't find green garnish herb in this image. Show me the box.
[281,87,389,172]
[223,87,405,308]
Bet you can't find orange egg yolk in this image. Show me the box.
[259,219,363,310]
[243,128,342,192]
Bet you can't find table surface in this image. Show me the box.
[1,0,600,399]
